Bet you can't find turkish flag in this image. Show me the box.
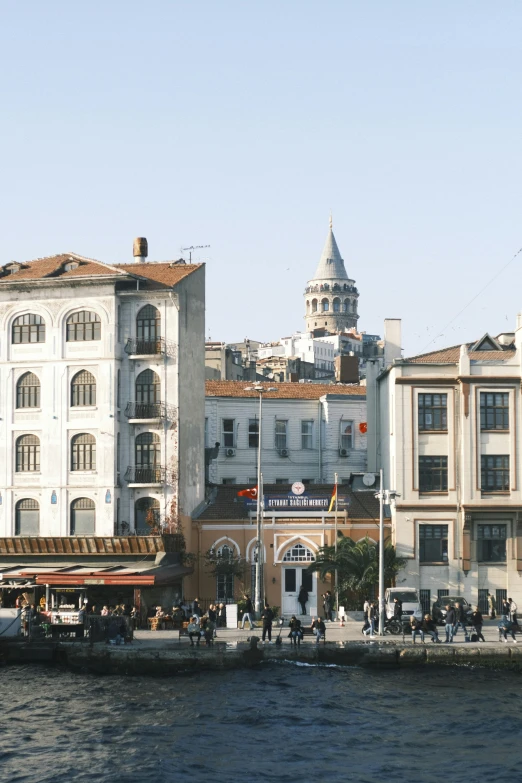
[237,486,258,499]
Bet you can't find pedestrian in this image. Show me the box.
[410,615,424,643]
[499,617,518,643]
[188,616,201,647]
[363,598,370,622]
[261,604,274,643]
[421,614,440,643]
[311,616,326,644]
[445,604,456,643]
[487,592,496,620]
[501,597,510,621]
[470,606,485,642]
[298,585,309,616]
[509,597,517,624]
[453,602,469,641]
[363,601,376,638]
[393,597,403,620]
[218,602,227,628]
[288,615,302,647]
[323,591,333,622]
[192,597,201,618]
[208,604,218,637]
[240,594,256,630]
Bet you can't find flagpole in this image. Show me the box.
[334,472,338,618]
[254,392,263,616]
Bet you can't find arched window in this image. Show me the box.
[16,435,40,472]
[71,433,96,471]
[135,369,160,404]
[321,298,329,312]
[135,497,160,533]
[215,544,235,601]
[135,432,160,467]
[16,372,40,409]
[311,299,318,313]
[12,314,45,344]
[137,305,161,341]
[71,370,96,407]
[70,497,95,535]
[306,300,310,314]
[282,543,315,562]
[343,299,349,312]
[352,300,357,313]
[333,297,341,313]
[15,498,40,535]
[66,311,101,342]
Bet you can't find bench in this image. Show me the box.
[297,625,326,643]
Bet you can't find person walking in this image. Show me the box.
[393,597,403,620]
[298,585,309,616]
[487,592,496,620]
[363,602,376,638]
[261,604,274,643]
[470,607,485,642]
[323,591,333,622]
[509,597,518,625]
[240,594,256,630]
[288,615,302,647]
[218,603,227,628]
[363,598,370,623]
[208,604,218,638]
[453,602,469,641]
[421,614,440,643]
[192,597,201,618]
[445,604,456,643]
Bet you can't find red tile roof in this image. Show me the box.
[116,262,201,286]
[205,380,366,399]
[407,344,516,364]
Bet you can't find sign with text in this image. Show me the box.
[244,493,351,511]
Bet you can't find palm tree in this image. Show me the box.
[307,536,405,606]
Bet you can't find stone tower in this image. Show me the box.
[304,219,359,334]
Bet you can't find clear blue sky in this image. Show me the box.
[2,2,521,356]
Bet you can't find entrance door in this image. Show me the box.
[282,567,317,616]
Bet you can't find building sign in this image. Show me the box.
[244,493,351,511]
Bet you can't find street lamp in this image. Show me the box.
[375,468,400,635]
[244,384,278,615]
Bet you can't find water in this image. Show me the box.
[1,664,521,783]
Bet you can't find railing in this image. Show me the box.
[125,338,177,358]
[124,466,167,484]
[125,401,177,421]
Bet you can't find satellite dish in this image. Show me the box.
[362,473,376,487]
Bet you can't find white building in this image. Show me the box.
[205,380,367,485]
[0,239,205,540]
[368,323,522,614]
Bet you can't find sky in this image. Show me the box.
[1,1,522,357]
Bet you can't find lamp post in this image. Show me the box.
[244,385,277,615]
[376,469,400,636]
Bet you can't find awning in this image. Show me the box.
[0,563,193,587]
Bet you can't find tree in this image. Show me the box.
[203,546,247,601]
[307,536,406,606]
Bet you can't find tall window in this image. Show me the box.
[333,298,340,312]
[216,544,235,601]
[135,497,160,533]
[71,433,96,471]
[136,432,160,467]
[481,455,509,492]
[117,369,121,408]
[480,392,509,430]
[66,311,101,342]
[12,313,46,344]
[71,370,96,407]
[16,372,40,409]
[70,497,95,535]
[136,305,161,341]
[117,304,122,343]
[301,420,313,449]
[116,433,121,476]
[135,369,160,403]
[248,418,259,448]
[418,394,447,431]
[15,498,40,535]
[420,525,448,562]
[477,524,507,562]
[321,298,329,312]
[340,421,353,451]
[275,420,288,450]
[222,419,235,448]
[418,456,448,492]
[16,435,40,472]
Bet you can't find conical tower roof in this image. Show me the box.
[312,221,348,280]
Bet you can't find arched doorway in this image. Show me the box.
[281,543,317,617]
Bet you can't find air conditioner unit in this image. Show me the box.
[279,448,289,458]
[225,448,236,457]
[339,448,348,457]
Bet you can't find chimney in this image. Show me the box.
[133,237,148,264]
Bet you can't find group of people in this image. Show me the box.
[288,615,326,646]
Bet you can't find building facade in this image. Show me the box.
[369,324,522,613]
[205,381,367,486]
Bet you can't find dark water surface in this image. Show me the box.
[1,664,522,783]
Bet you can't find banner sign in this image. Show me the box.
[244,493,351,511]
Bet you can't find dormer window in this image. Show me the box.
[64,261,79,272]
[5,263,21,275]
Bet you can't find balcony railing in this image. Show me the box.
[124,466,166,485]
[124,401,177,421]
[125,338,165,356]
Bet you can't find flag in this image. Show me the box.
[359,422,368,434]
[328,484,338,513]
[237,486,258,499]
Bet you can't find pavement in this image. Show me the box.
[133,616,511,648]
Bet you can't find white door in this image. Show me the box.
[282,567,317,616]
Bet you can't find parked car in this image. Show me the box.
[384,588,423,621]
[432,596,473,625]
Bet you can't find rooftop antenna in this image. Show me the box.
[181,244,210,262]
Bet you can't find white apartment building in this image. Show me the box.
[0,240,205,540]
[205,380,367,485]
[258,333,336,373]
[368,323,522,613]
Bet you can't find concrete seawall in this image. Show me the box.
[3,640,522,675]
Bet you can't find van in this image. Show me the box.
[385,588,423,621]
